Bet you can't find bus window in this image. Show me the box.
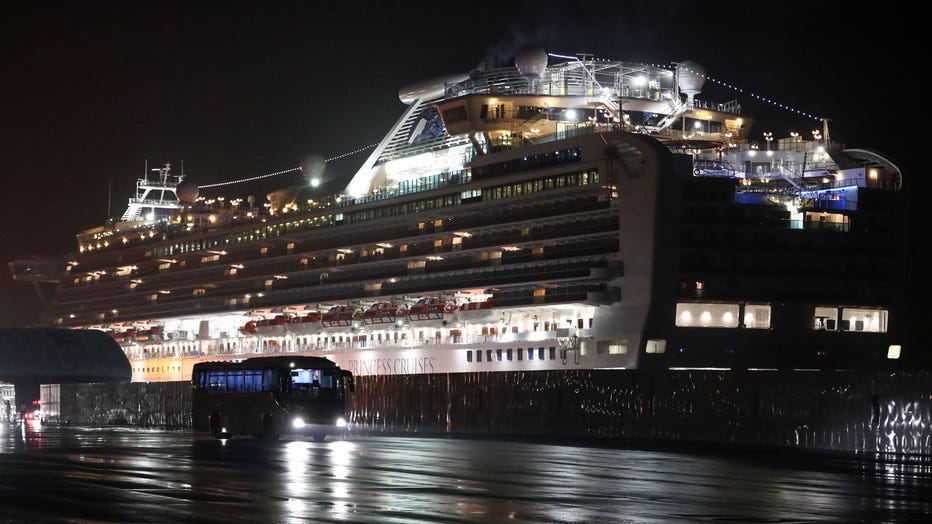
[191,356,353,442]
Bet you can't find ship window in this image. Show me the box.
[496,349,503,361]
[840,307,887,333]
[813,307,838,330]
[527,348,534,360]
[887,345,901,359]
[487,350,493,361]
[549,347,556,360]
[645,339,667,354]
[538,348,545,360]
[517,348,523,361]
[467,351,473,363]
[476,350,482,362]
[675,302,740,328]
[608,344,627,354]
[743,304,772,329]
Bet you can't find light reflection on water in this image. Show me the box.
[0,424,929,522]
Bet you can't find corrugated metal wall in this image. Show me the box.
[51,370,932,455]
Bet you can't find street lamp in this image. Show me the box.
[763,131,773,151]
[812,129,822,142]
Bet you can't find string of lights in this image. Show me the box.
[199,143,378,189]
[661,62,822,121]
[552,53,822,122]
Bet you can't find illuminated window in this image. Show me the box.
[646,339,666,354]
[743,304,772,329]
[841,307,888,333]
[813,306,838,330]
[675,303,740,328]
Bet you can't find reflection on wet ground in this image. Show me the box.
[1,422,930,523]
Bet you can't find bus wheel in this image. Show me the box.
[262,414,279,441]
[209,413,222,438]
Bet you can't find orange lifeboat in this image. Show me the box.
[256,315,289,334]
[288,311,322,333]
[321,306,359,328]
[407,297,455,323]
[238,320,258,335]
[456,298,496,322]
[363,302,402,325]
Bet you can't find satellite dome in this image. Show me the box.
[515,45,548,78]
[676,60,706,92]
[176,180,199,205]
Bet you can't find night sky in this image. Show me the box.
[1,2,922,329]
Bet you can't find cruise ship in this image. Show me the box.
[10,46,908,382]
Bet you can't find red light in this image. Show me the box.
[24,412,34,420]
[32,400,41,406]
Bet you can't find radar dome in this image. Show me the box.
[515,45,548,78]
[176,180,199,205]
[676,60,706,92]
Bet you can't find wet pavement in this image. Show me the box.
[1,422,930,523]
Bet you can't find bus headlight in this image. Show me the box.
[292,417,306,429]
[335,417,347,428]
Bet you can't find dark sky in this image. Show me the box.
[1,2,921,327]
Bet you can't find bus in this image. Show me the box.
[191,356,354,441]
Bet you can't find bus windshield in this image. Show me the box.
[191,356,354,441]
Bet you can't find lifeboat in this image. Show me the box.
[321,306,361,328]
[455,298,496,322]
[256,315,289,334]
[363,302,404,325]
[110,328,136,344]
[239,320,258,335]
[407,297,456,324]
[134,326,163,342]
[288,310,322,333]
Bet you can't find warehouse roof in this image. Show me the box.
[0,329,131,383]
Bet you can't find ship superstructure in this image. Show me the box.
[10,47,908,381]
